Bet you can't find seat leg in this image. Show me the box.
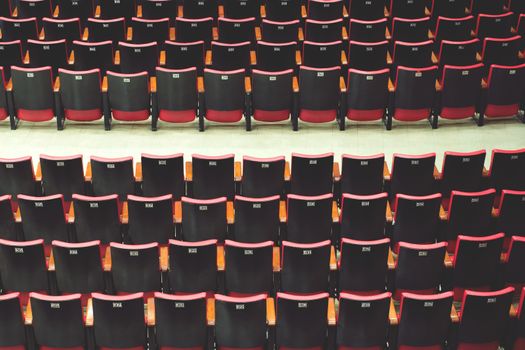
[429,111,438,129]
[198,113,205,132]
[9,114,18,130]
[245,112,252,131]
[383,108,392,130]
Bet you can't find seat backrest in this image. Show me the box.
[141,0,177,19]
[390,0,426,18]
[11,66,55,114]
[482,36,521,67]
[255,42,297,71]
[286,193,333,243]
[434,16,475,43]
[224,240,274,294]
[131,17,170,45]
[40,154,85,201]
[210,41,251,70]
[0,195,16,240]
[0,17,38,43]
[87,18,126,44]
[486,63,525,109]
[0,40,23,79]
[348,40,388,70]
[0,239,48,293]
[391,153,436,200]
[99,0,135,19]
[397,292,453,348]
[337,292,391,348]
[340,193,388,240]
[92,293,146,348]
[471,0,506,13]
[42,17,81,43]
[191,154,235,199]
[90,156,135,200]
[181,197,228,241]
[118,41,158,75]
[438,39,480,66]
[168,239,218,293]
[203,67,246,113]
[349,0,386,20]
[18,194,68,244]
[489,148,525,192]
[233,195,280,243]
[276,292,329,348]
[307,0,343,20]
[72,194,122,244]
[56,0,93,20]
[0,156,36,197]
[298,65,340,111]
[175,17,213,45]
[304,18,343,42]
[72,40,114,73]
[183,0,218,18]
[440,150,486,197]
[440,64,484,114]
[109,242,161,293]
[280,240,331,293]
[164,41,205,71]
[140,152,185,199]
[240,155,286,198]
[127,194,174,244]
[0,293,26,348]
[505,236,525,286]
[340,154,385,195]
[154,292,208,349]
[346,68,390,117]
[18,0,52,20]
[107,71,150,119]
[339,237,389,293]
[393,40,433,67]
[498,190,525,237]
[222,0,259,18]
[30,293,85,349]
[394,65,437,115]
[52,240,105,295]
[475,12,513,40]
[58,68,103,118]
[302,40,342,68]
[392,16,430,43]
[218,17,256,43]
[265,0,301,21]
[155,66,198,121]
[348,18,388,42]
[260,19,299,43]
[290,152,334,196]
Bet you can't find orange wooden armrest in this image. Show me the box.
[150,76,157,93]
[260,4,266,18]
[389,299,398,325]
[85,161,93,181]
[147,297,155,326]
[178,5,183,17]
[212,27,218,41]
[234,161,242,181]
[197,76,205,94]
[53,5,59,17]
[279,200,287,223]
[433,165,440,179]
[135,162,143,182]
[386,201,393,223]
[340,50,347,65]
[35,162,42,182]
[444,252,453,268]
[298,27,304,41]
[53,76,61,92]
[328,297,336,325]
[387,248,395,270]
[295,50,302,65]
[388,79,394,93]
[48,250,55,271]
[510,304,518,318]
[385,26,391,40]
[481,78,488,89]
[250,50,257,65]
[384,5,389,16]
[482,166,489,177]
[12,7,18,17]
[217,245,225,271]
[169,27,175,41]
[82,28,89,41]
[284,161,291,180]
[333,162,341,181]
[114,50,121,65]
[226,201,234,225]
[218,5,224,17]
[86,298,94,326]
[435,79,442,92]
[0,28,3,40]
[301,4,307,18]
[332,201,339,223]
[342,26,348,41]
[383,161,391,180]
[519,51,525,60]
[330,246,337,270]
[160,50,166,65]
[205,50,212,66]
[68,50,75,65]
[127,27,133,41]
[25,300,33,325]
[439,205,448,221]
[431,52,439,65]
[244,77,252,94]
[255,27,261,41]
[23,51,30,65]
[266,298,276,325]
[160,246,169,271]
[387,51,393,65]
[68,204,75,223]
[273,246,280,272]
[6,79,12,92]
[339,76,347,93]
[15,207,21,223]
[175,201,182,223]
[500,252,507,263]
[476,52,482,63]
[343,5,349,17]
[39,28,45,40]
[104,247,112,271]
[185,161,193,181]
[292,77,299,93]
[95,5,101,17]
[424,6,431,16]
[428,29,435,39]
[492,207,499,218]
[121,201,129,224]
[136,4,143,17]
[207,298,215,325]
[451,304,459,323]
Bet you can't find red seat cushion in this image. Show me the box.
[206,109,243,123]
[41,347,84,350]
[161,347,204,350]
[457,342,499,350]
[0,108,7,120]
[440,106,475,120]
[347,109,384,121]
[394,108,431,121]
[253,109,290,122]
[398,346,442,350]
[18,109,54,122]
[338,346,383,350]
[485,104,519,118]
[514,337,525,350]
[299,109,337,123]
[113,110,150,121]
[0,346,26,350]
[101,347,144,350]
[159,109,196,123]
[65,109,103,122]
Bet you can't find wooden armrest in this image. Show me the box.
[328,297,336,325]
[510,304,518,318]
[185,161,193,181]
[273,246,280,272]
[150,76,157,93]
[114,50,121,65]
[476,52,482,62]
[95,5,101,17]
[383,160,391,180]
[482,166,489,177]
[39,28,45,40]
[339,76,347,93]
[205,50,212,66]
[137,4,143,17]
[332,201,339,223]
[451,304,459,323]
[6,79,12,92]
[433,165,440,179]
[212,27,218,41]
[481,78,488,89]
[342,26,348,40]
[279,200,286,223]
[340,50,347,65]
[82,27,89,41]
[35,162,42,182]
[444,252,453,268]
[207,298,215,325]
[388,79,394,93]
[127,27,132,41]
[492,207,499,218]
[343,5,349,17]
[234,161,242,181]
[439,205,447,221]
[160,50,166,65]
[160,246,168,271]
[266,298,276,325]
[68,203,75,223]
[385,26,391,40]
[53,5,59,17]
[255,27,261,41]
[135,162,143,182]
[68,50,75,65]
[386,201,393,222]
[217,245,225,270]
[174,201,182,223]
[519,51,525,60]
[25,299,32,325]
[384,5,389,16]
[389,299,398,325]
[48,250,55,271]
[333,162,340,181]
[86,298,94,326]
[260,4,266,18]
[244,76,252,93]
[12,7,18,17]
[387,248,395,269]
[330,246,337,270]
[292,77,299,93]
[301,4,307,18]
[101,76,108,93]
[387,51,392,65]
[250,50,257,65]
[169,27,175,41]
[428,29,435,40]
[15,206,21,223]
[226,201,234,225]
[431,52,439,65]
[53,77,60,92]
[295,50,302,65]
[85,161,93,181]
[198,76,204,93]
[147,297,155,326]
[424,6,431,16]
[121,201,129,224]
[104,246,112,271]
[298,27,304,41]
[218,5,224,17]
[178,5,183,17]
[23,51,30,65]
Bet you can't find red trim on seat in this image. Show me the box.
[215,293,267,303]
[169,239,218,247]
[339,291,391,301]
[0,108,7,120]
[154,292,207,301]
[299,109,337,123]
[205,109,243,123]
[112,110,150,121]
[235,195,280,203]
[128,194,173,202]
[514,338,525,350]
[159,109,196,123]
[41,347,84,350]
[338,346,382,350]
[440,106,475,119]
[0,346,26,350]
[225,240,274,249]
[398,346,442,350]
[65,109,102,121]
[161,347,204,350]
[456,342,499,350]
[100,347,144,350]
[18,109,54,122]
[110,242,159,250]
[253,109,290,122]
[347,109,384,121]
[394,288,436,300]
[393,108,431,121]
[181,196,227,205]
[484,104,519,118]
[280,346,322,350]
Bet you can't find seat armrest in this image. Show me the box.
[260,4,266,18]
[25,300,33,325]
[340,50,347,65]
[147,297,155,326]
[451,304,459,323]
[279,200,286,223]
[160,50,166,65]
[388,248,395,270]
[234,161,242,181]
[439,205,448,220]
[54,76,61,93]
[386,201,393,222]
[273,246,280,272]
[298,27,304,41]
[328,298,336,325]
[333,162,341,181]
[342,26,348,41]
[86,298,94,326]
[330,246,337,270]
[82,27,89,41]
[388,79,395,93]
[23,51,30,65]
[212,27,218,41]
[301,5,307,18]
[250,51,257,65]
[295,50,302,65]
[135,162,143,182]
[114,50,121,65]
[178,5,184,17]
[68,204,75,223]
[339,76,347,93]
[150,76,157,93]
[39,28,45,40]
[267,298,276,325]
[48,250,55,271]
[185,161,193,181]
[160,246,168,271]
[205,50,212,66]
[104,246,112,271]
[389,299,398,325]
[383,160,391,180]
[85,161,93,181]
[444,252,453,268]
[36,162,42,181]
[255,27,261,41]
[332,201,339,223]
[68,50,75,65]
[217,245,225,271]
[218,5,224,17]
[53,5,60,17]
[207,298,215,325]
[387,51,393,65]
[244,76,252,94]
[284,160,291,181]
[127,27,133,41]
[227,201,234,225]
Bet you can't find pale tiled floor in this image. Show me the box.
[0,116,524,169]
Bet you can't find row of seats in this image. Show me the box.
[2,288,525,350]
[1,62,524,131]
